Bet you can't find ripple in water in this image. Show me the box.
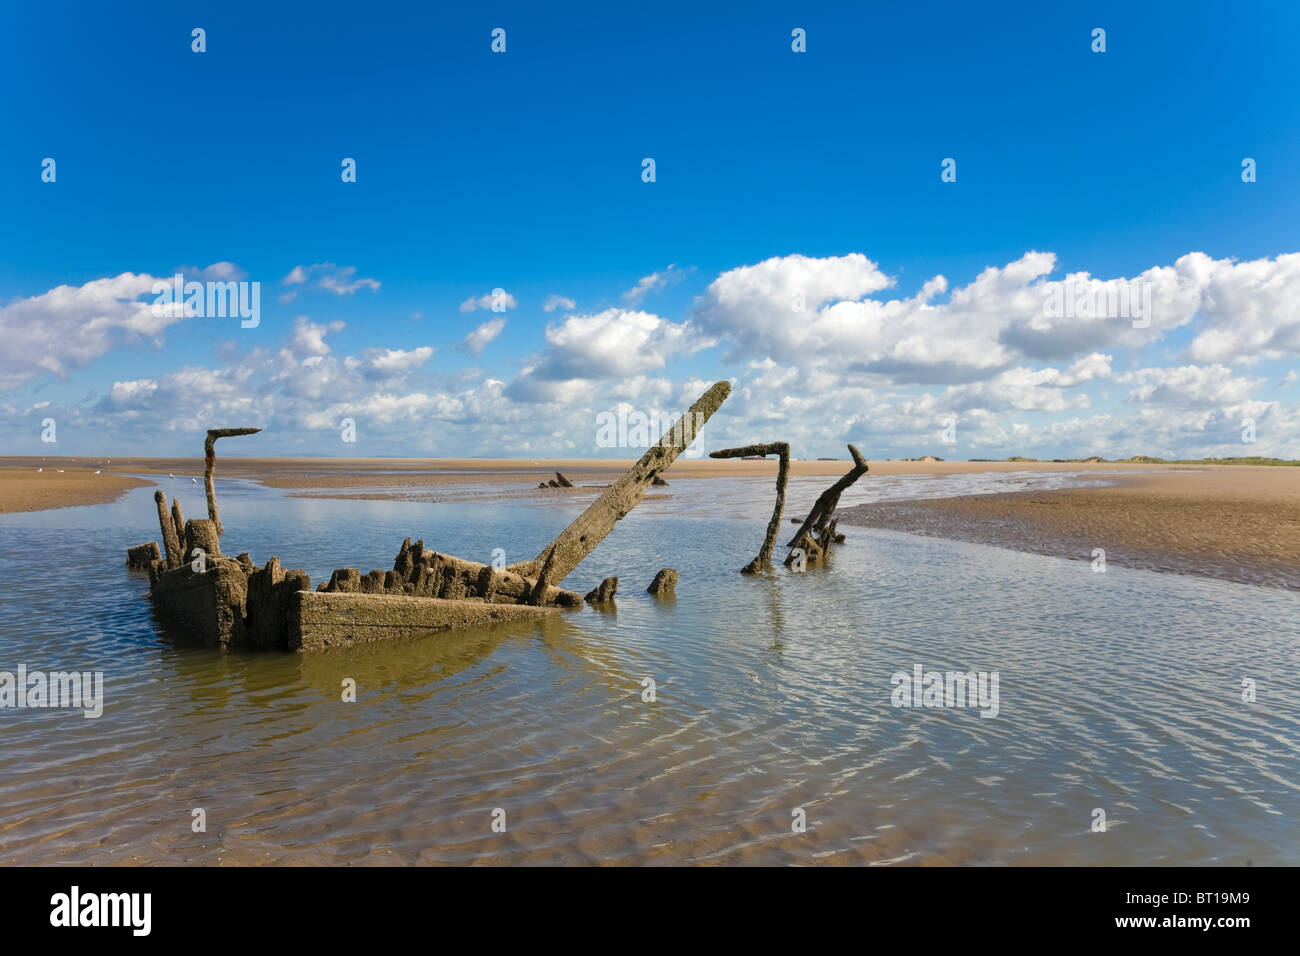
[0,478,1296,865]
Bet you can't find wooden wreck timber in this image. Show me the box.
[134,382,732,651]
[647,568,678,594]
[204,427,260,536]
[152,490,182,569]
[291,592,557,651]
[710,442,790,574]
[508,380,731,602]
[126,541,160,570]
[707,441,867,573]
[784,444,869,567]
[585,576,618,605]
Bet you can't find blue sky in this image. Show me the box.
[2,1,1298,459]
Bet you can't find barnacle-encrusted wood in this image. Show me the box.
[154,490,182,569]
[513,380,731,602]
[136,389,733,648]
[709,442,790,574]
[204,427,261,535]
[784,444,869,567]
[170,498,186,544]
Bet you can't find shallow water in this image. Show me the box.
[0,475,1296,865]
[283,466,1119,511]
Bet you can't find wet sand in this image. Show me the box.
[838,468,1300,590]
[0,453,1218,501]
[0,464,149,514]
[0,455,950,511]
[5,456,1297,589]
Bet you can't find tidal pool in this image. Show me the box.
[0,475,1295,864]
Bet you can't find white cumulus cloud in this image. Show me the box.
[0,272,192,390]
[459,290,518,313]
[464,317,506,356]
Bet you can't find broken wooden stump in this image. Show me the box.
[554,471,574,487]
[585,576,618,605]
[784,444,868,568]
[710,441,790,574]
[204,426,261,536]
[511,380,731,602]
[171,498,185,544]
[184,519,221,565]
[242,557,310,648]
[127,541,160,569]
[319,538,583,608]
[652,475,668,486]
[786,444,868,546]
[149,556,253,645]
[647,568,678,594]
[154,490,182,569]
[321,567,362,593]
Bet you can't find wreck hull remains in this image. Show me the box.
[135,382,733,651]
[147,542,566,651]
[289,592,555,651]
[149,555,310,649]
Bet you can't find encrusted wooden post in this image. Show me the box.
[154,490,182,569]
[710,442,789,573]
[204,427,261,536]
[171,498,185,543]
[516,381,731,603]
[785,444,869,566]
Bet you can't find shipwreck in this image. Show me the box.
[128,382,731,651]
